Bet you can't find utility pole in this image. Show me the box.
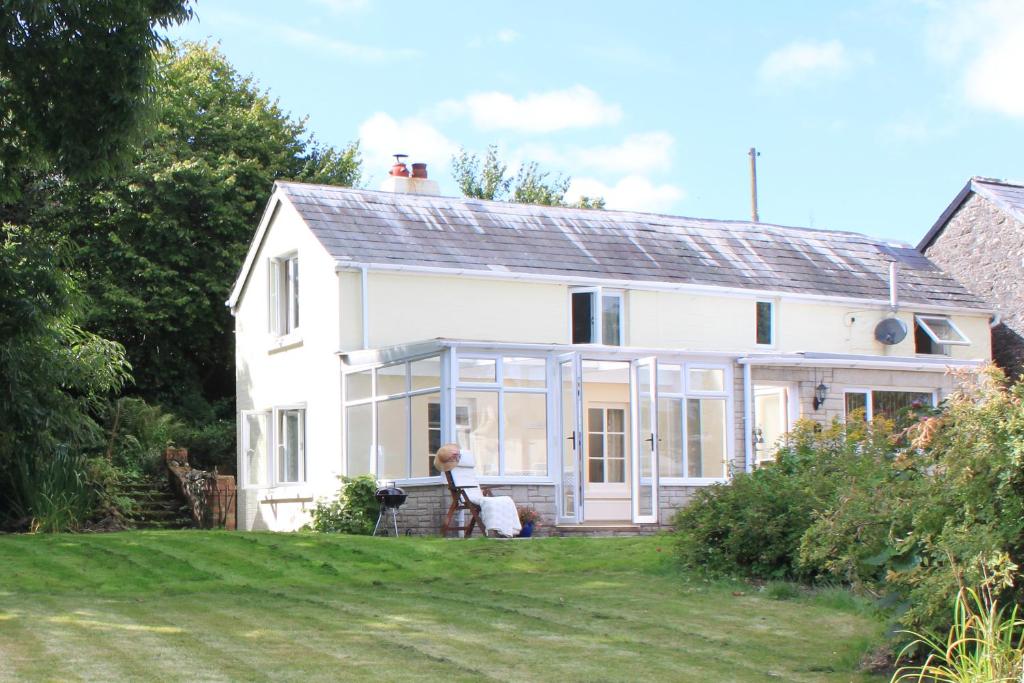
[748,147,760,223]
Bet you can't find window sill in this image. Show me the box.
[268,334,303,354]
[247,483,314,502]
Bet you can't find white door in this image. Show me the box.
[557,354,583,524]
[583,403,631,521]
[632,357,658,524]
[754,385,790,465]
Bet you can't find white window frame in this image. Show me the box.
[755,300,776,348]
[915,315,970,347]
[273,404,306,485]
[453,352,551,479]
[843,387,939,422]
[657,361,732,486]
[569,286,624,346]
[341,354,444,483]
[269,252,299,338]
[240,410,271,489]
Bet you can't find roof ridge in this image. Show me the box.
[275,181,906,247]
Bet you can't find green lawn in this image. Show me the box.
[0,532,885,682]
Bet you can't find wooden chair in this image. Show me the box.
[441,452,492,537]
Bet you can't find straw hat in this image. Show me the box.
[434,443,462,472]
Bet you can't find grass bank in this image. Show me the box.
[0,532,884,681]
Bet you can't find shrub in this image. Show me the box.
[173,418,235,474]
[308,475,379,535]
[674,416,895,580]
[8,448,99,532]
[98,397,183,476]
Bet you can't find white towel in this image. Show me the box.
[464,487,522,537]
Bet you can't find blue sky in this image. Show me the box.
[170,0,1024,244]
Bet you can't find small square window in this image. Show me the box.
[915,315,970,354]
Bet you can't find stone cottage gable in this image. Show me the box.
[920,178,1024,376]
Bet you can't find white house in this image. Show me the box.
[228,170,993,533]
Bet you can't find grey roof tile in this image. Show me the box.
[279,182,987,309]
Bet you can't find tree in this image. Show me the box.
[0,0,194,198]
[451,145,605,209]
[42,42,362,423]
[0,0,192,527]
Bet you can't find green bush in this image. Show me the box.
[9,448,99,532]
[674,416,895,580]
[174,418,235,474]
[98,397,183,476]
[675,365,1024,642]
[308,476,379,535]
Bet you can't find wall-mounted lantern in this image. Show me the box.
[812,382,828,410]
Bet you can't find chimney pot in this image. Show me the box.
[411,162,428,179]
[390,153,410,177]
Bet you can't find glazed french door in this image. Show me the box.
[557,353,583,524]
[632,357,658,524]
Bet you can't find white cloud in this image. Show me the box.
[439,85,622,133]
[496,28,520,44]
[357,113,459,183]
[566,175,685,214]
[279,26,417,63]
[518,132,676,175]
[758,40,857,86]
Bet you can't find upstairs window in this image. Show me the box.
[755,301,774,346]
[571,287,622,345]
[269,254,299,336]
[914,315,969,355]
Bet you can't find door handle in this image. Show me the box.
[645,433,655,448]
[567,432,576,448]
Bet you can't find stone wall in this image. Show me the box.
[923,193,1021,377]
[396,482,558,537]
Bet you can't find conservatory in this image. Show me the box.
[340,340,737,526]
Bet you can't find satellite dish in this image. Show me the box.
[874,317,908,345]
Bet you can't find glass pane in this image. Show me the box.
[658,398,683,478]
[503,393,547,476]
[687,399,726,478]
[410,356,441,391]
[456,391,499,475]
[871,391,933,420]
[754,388,787,463]
[657,363,683,394]
[844,392,868,420]
[376,363,408,397]
[607,433,624,460]
[244,413,268,486]
[458,358,497,384]
[411,392,440,477]
[638,365,653,482]
[689,368,725,392]
[572,291,594,343]
[290,258,299,330]
[279,411,301,483]
[607,458,625,483]
[503,357,546,389]
[607,408,625,433]
[560,360,577,517]
[756,301,772,345]
[587,407,602,432]
[588,433,604,460]
[377,398,409,480]
[602,294,621,346]
[588,457,604,483]
[919,317,966,343]
[345,370,372,402]
[346,403,373,476]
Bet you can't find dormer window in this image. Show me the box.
[269,254,299,336]
[914,314,969,355]
[571,287,622,345]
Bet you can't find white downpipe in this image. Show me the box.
[360,265,369,349]
[743,362,754,473]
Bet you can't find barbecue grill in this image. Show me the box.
[373,483,407,536]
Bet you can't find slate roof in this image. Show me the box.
[274,181,987,310]
[918,177,1024,251]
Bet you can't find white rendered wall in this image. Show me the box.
[234,199,343,531]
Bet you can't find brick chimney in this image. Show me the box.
[380,154,441,196]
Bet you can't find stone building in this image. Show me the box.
[918,177,1024,378]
